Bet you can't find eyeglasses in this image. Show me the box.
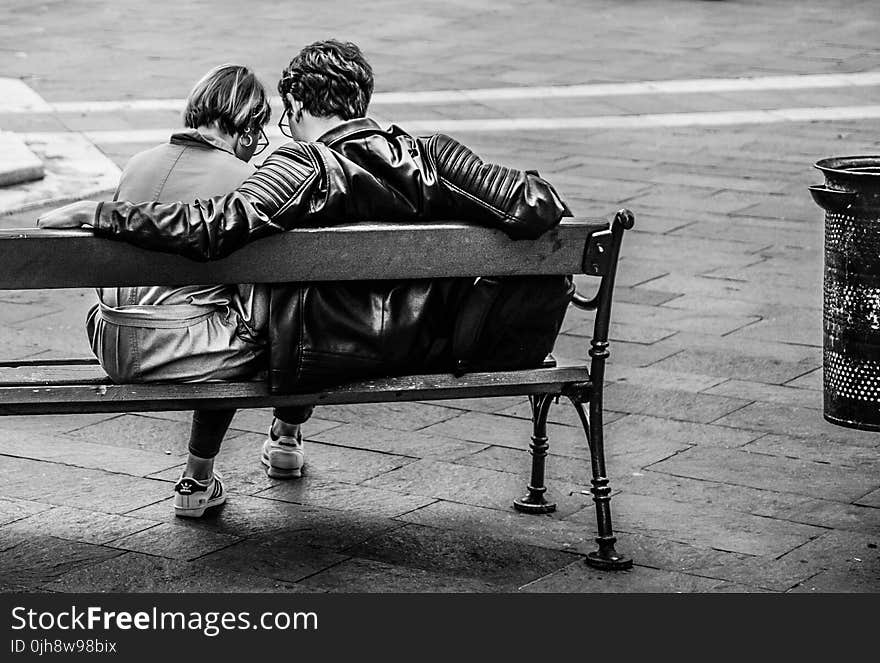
[253,128,269,156]
[278,107,294,139]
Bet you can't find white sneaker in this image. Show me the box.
[261,425,305,479]
[173,473,226,518]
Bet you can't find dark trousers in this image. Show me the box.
[187,406,314,460]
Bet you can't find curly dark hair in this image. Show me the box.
[278,40,374,120]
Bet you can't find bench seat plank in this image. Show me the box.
[0,363,108,386]
[0,364,591,415]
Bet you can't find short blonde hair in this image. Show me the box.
[183,64,271,136]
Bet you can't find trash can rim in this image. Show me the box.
[815,155,880,176]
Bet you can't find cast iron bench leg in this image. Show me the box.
[513,393,557,514]
[566,383,632,570]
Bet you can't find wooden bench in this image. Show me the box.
[0,210,635,570]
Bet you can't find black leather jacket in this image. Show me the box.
[93,119,573,391]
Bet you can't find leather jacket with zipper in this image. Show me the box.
[92,118,574,392]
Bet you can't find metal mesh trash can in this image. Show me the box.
[810,156,880,430]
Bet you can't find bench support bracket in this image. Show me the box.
[513,393,557,514]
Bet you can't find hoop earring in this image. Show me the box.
[239,134,254,148]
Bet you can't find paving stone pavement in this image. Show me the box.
[1,0,879,593]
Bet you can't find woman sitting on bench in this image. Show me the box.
[87,64,312,518]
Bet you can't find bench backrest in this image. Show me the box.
[0,218,609,289]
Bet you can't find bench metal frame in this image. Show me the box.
[0,211,635,570]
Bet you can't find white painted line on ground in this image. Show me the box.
[18,105,880,144]
[373,71,880,104]
[4,71,880,114]
[50,98,187,113]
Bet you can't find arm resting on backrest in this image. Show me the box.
[92,143,323,261]
[426,134,573,239]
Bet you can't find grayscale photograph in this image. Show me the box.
[0,0,877,617]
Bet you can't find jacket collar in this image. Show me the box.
[170,128,237,155]
[316,117,381,147]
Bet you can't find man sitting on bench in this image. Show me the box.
[38,39,574,518]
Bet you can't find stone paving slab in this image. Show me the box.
[492,398,628,428]
[790,568,880,593]
[637,273,821,310]
[601,382,751,424]
[310,402,463,431]
[0,498,52,528]
[655,332,820,363]
[398,500,601,555]
[451,445,611,487]
[606,413,762,450]
[0,456,172,513]
[576,492,825,557]
[650,446,878,503]
[144,433,418,496]
[704,380,821,410]
[554,334,682,368]
[124,407,341,438]
[743,433,880,467]
[0,412,119,436]
[519,559,763,593]
[692,529,880,593]
[856,489,880,509]
[345,522,580,590]
[0,536,122,586]
[419,411,593,459]
[67,412,244,455]
[361,458,592,517]
[197,539,349,583]
[604,366,727,393]
[259,477,436,519]
[41,551,311,593]
[229,408,343,437]
[0,430,184,476]
[297,557,505,593]
[649,347,819,385]
[4,505,157,546]
[726,311,824,347]
[615,470,880,535]
[311,422,491,461]
[712,402,880,446]
[108,522,242,561]
[125,494,405,550]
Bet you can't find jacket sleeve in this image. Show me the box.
[425,134,572,239]
[91,142,324,261]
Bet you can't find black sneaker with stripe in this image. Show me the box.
[173,473,226,518]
